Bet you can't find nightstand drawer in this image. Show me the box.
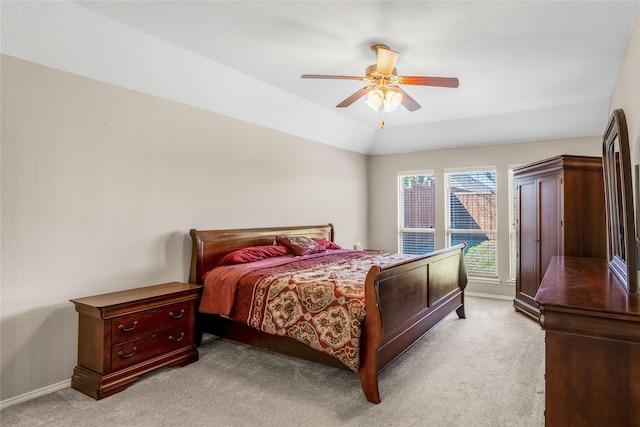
[112,300,193,343]
[111,324,194,371]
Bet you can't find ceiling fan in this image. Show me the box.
[301,44,459,115]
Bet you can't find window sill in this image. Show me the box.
[467,276,501,286]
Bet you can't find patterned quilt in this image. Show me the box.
[200,250,414,371]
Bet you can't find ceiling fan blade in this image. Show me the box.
[393,86,421,112]
[301,74,366,81]
[376,46,399,75]
[397,76,459,88]
[336,86,374,108]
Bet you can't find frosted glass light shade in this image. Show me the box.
[365,89,384,111]
[383,90,403,112]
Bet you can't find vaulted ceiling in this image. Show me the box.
[2,1,639,154]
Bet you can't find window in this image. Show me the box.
[398,172,436,255]
[446,169,497,277]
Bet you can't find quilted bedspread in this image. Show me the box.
[200,250,414,371]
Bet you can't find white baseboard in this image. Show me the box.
[465,291,514,301]
[0,379,70,411]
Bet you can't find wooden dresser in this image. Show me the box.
[536,256,640,426]
[70,282,201,399]
[514,155,606,320]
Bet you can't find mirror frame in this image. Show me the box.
[602,108,638,293]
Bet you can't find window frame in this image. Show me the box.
[507,164,522,283]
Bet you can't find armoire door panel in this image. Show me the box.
[518,180,539,299]
[538,177,561,281]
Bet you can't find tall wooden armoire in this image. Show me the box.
[513,155,607,320]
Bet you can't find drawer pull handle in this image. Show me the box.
[118,321,138,332]
[169,309,185,319]
[169,332,185,342]
[118,347,137,358]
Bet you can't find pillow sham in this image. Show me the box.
[277,235,324,256]
[216,245,291,266]
[312,237,342,250]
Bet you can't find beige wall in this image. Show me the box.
[610,7,640,284]
[367,137,602,297]
[611,6,640,216]
[0,55,368,401]
[611,6,639,156]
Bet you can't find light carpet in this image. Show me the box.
[1,296,545,426]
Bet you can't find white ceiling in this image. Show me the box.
[3,1,639,154]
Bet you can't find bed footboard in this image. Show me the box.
[359,244,467,403]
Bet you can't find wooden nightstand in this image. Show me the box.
[70,282,201,399]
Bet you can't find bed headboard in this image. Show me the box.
[189,224,334,285]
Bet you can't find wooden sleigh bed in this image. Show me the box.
[189,224,467,403]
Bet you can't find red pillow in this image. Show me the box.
[312,237,342,250]
[277,235,323,256]
[216,245,290,266]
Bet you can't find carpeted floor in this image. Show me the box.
[1,296,545,426]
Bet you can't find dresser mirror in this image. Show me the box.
[602,108,638,293]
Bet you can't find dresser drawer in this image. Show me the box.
[111,324,194,371]
[112,300,193,343]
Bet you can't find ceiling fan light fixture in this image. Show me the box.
[383,89,403,112]
[365,88,403,113]
[365,89,384,111]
